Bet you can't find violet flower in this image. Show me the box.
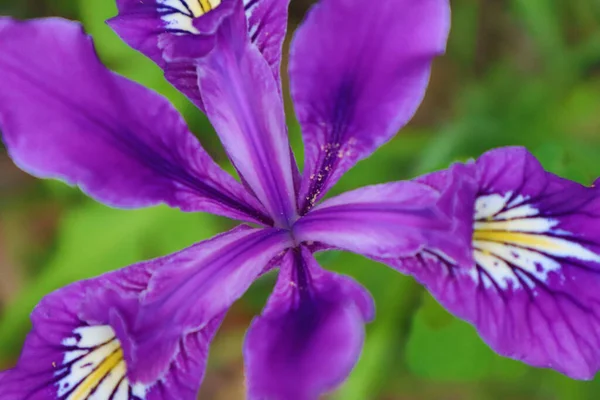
[1,0,600,399]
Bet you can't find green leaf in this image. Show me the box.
[511,0,567,68]
[333,275,423,400]
[405,297,527,382]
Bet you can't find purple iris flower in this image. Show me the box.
[1,0,600,398]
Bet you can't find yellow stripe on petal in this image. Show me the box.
[473,231,556,250]
[473,230,600,262]
[68,349,124,400]
[469,191,600,289]
[58,325,147,400]
[474,217,556,233]
[198,0,213,12]
[158,0,222,34]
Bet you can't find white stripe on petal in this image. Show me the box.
[470,191,600,289]
[495,203,539,220]
[473,249,517,290]
[474,217,557,233]
[474,193,511,220]
[113,379,130,400]
[157,0,222,35]
[66,325,115,348]
[86,361,126,400]
[56,325,147,400]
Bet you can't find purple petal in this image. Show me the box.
[197,1,297,227]
[0,251,226,400]
[108,0,229,111]
[244,247,374,399]
[120,226,292,383]
[109,0,289,109]
[394,147,600,379]
[0,17,269,224]
[290,0,450,213]
[243,0,289,85]
[293,175,476,264]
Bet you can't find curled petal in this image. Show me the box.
[197,1,297,227]
[109,0,289,109]
[0,17,269,224]
[0,251,225,400]
[244,247,374,399]
[293,173,476,264]
[108,0,230,111]
[395,147,600,379]
[290,0,450,212]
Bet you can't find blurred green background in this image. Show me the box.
[1,0,600,399]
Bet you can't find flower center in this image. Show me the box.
[158,0,222,35]
[57,325,146,399]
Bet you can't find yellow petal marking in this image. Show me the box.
[68,348,124,400]
[198,0,213,12]
[473,231,558,252]
[158,0,222,34]
[468,192,600,289]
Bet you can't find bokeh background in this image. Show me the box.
[1,0,600,398]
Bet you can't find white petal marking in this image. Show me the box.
[495,202,539,220]
[56,325,147,400]
[473,250,517,290]
[474,193,512,220]
[113,380,129,400]
[66,325,115,348]
[63,341,121,398]
[157,0,222,35]
[473,241,562,289]
[87,361,126,400]
[474,217,557,233]
[470,191,600,290]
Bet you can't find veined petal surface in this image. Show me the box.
[197,1,297,227]
[244,247,374,400]
[290,0,450,212]
[293,175,475,264]
[0,17,269,224]
[0,252,226,400]
[395,147,600,379]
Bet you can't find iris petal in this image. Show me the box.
[0,250,225,400]
[394,147,600,379]
[243,0,290,85]
[112,0,299,226]
[119,226,292,383]
[196,0,297,226]
[109,0,289,110]
[294,172,475,264]
[289,0,450,212]
[244,247,374,399]
[0,17,269,224]
[108,0,231,111]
